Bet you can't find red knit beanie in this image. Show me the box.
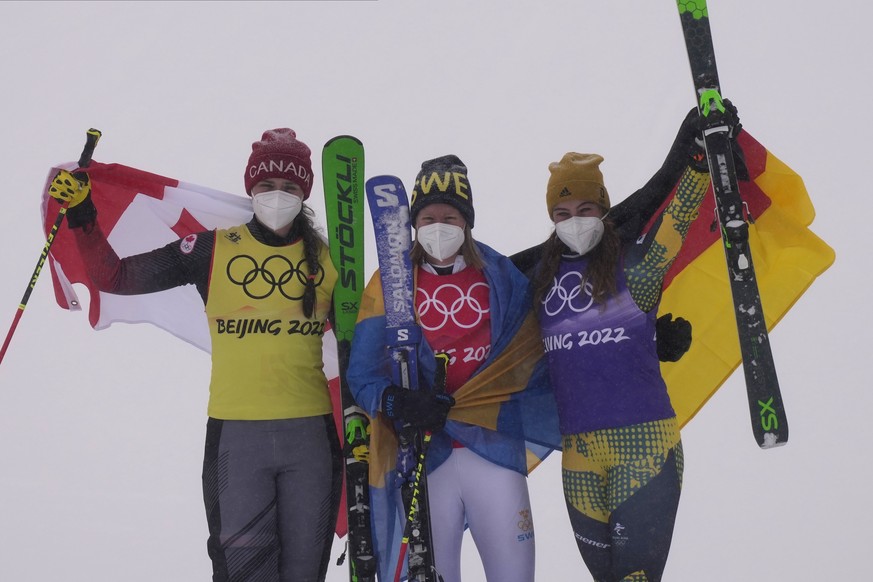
[244,128,313,199]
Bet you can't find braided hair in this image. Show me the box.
[292,206,324,319]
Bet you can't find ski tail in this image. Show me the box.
[395,353,449,582]
[676,1,788,447]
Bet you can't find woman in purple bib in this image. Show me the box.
[530,105,740,582]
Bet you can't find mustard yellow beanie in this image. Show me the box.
[546,153,610,217]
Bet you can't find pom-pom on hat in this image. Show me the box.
[546,153,610,217]
[244,128,313,199]
[410,155,475,228]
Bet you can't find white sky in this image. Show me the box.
[0,1,866,580]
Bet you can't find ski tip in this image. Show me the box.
[324,135,363,148]
[365,175,405,188]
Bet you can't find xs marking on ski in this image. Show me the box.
[758,397,779,431]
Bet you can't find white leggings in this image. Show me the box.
[427,447,535,582]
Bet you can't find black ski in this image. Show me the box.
[676,0,788,448]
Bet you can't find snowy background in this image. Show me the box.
[0,2,865,580]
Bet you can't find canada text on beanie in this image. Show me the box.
[410,155,475,228]
[244,128,313,199]
[545,153,610,218]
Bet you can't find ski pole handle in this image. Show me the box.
[51,128,101,241]
[77,128,102,169]
[433,353,449,395]
[0,128,102,367]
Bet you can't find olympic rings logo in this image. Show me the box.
[541,271,595,317]
[226,254,324,300]
[416,281,490,331]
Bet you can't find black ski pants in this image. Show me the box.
[202,415,342,582]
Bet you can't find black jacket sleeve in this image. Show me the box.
[611,108,699,243]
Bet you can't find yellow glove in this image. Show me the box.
[48,170,90,207]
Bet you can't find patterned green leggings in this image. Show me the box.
[561,417,683,582]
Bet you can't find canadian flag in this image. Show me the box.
[47,162,243,348]
[42,160,348,535]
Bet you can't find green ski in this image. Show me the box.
[322,135,375,580]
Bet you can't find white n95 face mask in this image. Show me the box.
[252,190,303,231]
[555,216,604,255]
[416,223,466,262]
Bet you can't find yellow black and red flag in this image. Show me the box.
[657,131,835,427]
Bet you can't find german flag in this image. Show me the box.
[657,131,836,427]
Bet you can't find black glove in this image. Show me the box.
[656,313,692,362]
[676,106,710,173]
[381,385,456,431]
[677,99,748,180]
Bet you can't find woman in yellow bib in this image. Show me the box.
[48,129,341,582]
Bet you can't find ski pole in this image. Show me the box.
[0,128,102,366]
[394,430,435,582]
[394,353,449,582]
